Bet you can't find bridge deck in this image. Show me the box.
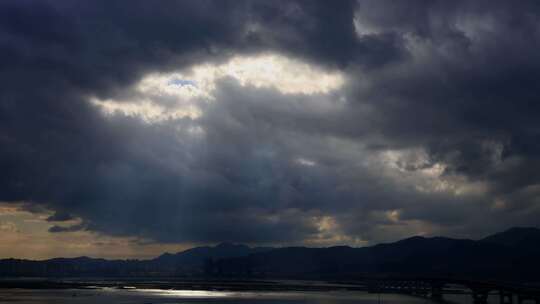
[364,277,540,304]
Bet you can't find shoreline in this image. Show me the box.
[0,278,366,292]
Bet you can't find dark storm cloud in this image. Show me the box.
[338,0,540,237]
[350,3,540,190]
[48,223,86,233]
[46,211,74,222]
[1,0,540,245]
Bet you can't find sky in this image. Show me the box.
[1,0,540,259]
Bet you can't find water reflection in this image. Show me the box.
[131,288,235,297]
[0,288,477,304]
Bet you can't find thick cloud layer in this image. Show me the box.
[1,0,540,246]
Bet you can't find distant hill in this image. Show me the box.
[238,236,515,280]
[481,227,540,249]
[150,242,273,274]
[0,242,274,277]
[217,228,540,281]
[0,227,539,281]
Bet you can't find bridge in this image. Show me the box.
[365,277,540,304]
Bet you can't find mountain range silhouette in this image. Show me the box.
[1,227,539,281]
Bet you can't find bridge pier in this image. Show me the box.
[412,281,429,297]
[500,291,513,304]
[472,289,489,304]
[517,295,540,304]
[430,283,444,301]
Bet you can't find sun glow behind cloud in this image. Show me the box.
[90,54,345,123]
[375,148,489,196]
[0,202,192,259]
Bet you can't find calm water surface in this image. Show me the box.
[0,288,483,304]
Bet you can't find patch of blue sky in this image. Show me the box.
[168,78,197,87]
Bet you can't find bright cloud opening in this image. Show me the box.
[91,54,345,123]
